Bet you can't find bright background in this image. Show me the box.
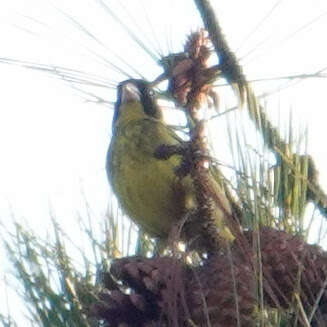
[0,0,327,322]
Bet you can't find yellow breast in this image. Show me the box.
[107,101,189,237]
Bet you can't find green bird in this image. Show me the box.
[106,79,233,243]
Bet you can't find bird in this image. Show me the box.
[106,79,232,243]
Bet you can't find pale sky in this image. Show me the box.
[1,0,327,323]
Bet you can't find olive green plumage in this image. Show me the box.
[107,79,232,241]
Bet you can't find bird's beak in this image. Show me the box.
[120,82,141,104]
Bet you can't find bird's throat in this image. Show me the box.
[114,101,148,127]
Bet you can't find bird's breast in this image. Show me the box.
[107,122,186,237]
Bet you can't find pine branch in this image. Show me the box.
[194,0,327,220]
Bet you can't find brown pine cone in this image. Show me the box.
[187,252,256,326]
[244,227,327,326]
[90,228,327,327]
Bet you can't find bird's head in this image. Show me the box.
[112,79,162,128]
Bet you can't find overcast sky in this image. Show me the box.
[0,0,326,223]
[1,0,327,322]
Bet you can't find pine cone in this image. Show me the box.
[90,228,327,327]
[245,227,327,326]
[188,252,256,326]
[91,256,185,326]
[91,255,256,326]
